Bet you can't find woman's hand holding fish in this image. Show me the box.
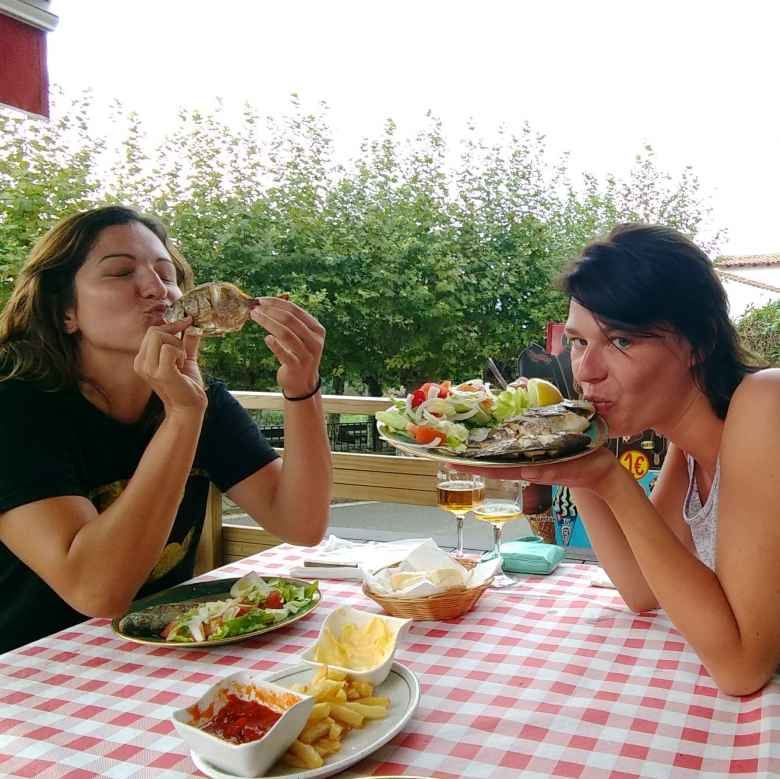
[133,318,207,416]
[250,297,325,399]
[458,447,630,501]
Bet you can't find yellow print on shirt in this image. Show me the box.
[88,478,196,582]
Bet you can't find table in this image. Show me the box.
[0,543,777,778]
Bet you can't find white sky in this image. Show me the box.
[47,0,780,256]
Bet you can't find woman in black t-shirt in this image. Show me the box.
[0,206,332,652]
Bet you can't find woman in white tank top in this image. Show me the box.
[466,224,779,696]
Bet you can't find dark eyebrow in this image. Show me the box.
[98,253,136,263]
[98,253,173,264]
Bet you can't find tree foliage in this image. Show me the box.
[737,300,780,366]
[0,91,724,393]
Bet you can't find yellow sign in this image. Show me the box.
[619,450,650,480]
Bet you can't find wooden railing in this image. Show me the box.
[194,393,439,573]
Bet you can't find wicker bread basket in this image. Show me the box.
[361,557,492,621]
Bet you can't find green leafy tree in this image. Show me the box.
[0,92,725,393]
[0,89,105,304]
[737,300,780,366]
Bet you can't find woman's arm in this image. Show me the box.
[228,391,331,546]
[461,446,694,612]
[0,322,207,617]
[571,443,694,611]
[226,297,331,546]
[595,371,780,694]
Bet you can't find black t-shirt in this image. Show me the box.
[0,378,279,653]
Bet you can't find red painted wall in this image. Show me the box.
[0,13,48,117]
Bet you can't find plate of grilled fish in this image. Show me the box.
[377,399,608,467]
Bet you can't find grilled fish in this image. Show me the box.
[164,282,255,336]
[464,399,596,460]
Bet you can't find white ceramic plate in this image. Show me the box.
[190,662,420,779]
[377,415,608,468]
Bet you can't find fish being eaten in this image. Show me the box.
[118,602,195,638]
[164,282,255,336]
[463,399,596,460]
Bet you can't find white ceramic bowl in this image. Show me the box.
[171,671,314,777]
[300,605,412,686]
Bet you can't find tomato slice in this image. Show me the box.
[410,388,426,408]
[265,591,284,610]
[408,424,443,445]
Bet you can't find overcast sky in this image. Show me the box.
[47,0,780,256]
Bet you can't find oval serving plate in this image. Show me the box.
[189,661,421,779]
[112,576,321,648]
[377,415,608,468]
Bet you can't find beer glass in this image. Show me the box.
[473,479,526,587]
[436,468,485,558]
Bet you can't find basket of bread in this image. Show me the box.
[361,539,499,620]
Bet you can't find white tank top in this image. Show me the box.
[683,454,720,571]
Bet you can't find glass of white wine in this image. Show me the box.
[436,468,485,558]
[473,479,526,587]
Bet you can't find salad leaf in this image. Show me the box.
[375,410,409,432]
[493,387,530,422]
[209,609,280,640]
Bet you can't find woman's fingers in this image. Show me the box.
[264,333,300,366]
[182,327,202,362]
[135,319,193,379]
[250,298,324,357]
[159,342,185,376]
[456,463,557,484]
[254,297,325,336]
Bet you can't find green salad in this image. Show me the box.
[163,573,319,643]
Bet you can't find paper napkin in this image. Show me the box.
[289,535,431,580]
[363,538,501,598]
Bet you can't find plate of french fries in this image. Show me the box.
[189,662,420,778]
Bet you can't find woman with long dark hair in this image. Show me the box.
[0,205,331,652]
[467,224,779,696]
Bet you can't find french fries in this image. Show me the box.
[281,665,391,769]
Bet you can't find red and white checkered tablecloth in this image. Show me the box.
[0,544,778,779]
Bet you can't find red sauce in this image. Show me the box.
[200,694,282,744]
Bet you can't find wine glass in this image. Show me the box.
[473,479,526,587]
[436,468,485,558]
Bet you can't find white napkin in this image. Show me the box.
[288,535,431,580]
[363,538,501,598]
[590,566,616,589]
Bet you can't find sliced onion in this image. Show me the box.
[451,407,481,421]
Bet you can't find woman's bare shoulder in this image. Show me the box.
[729,369,780,413]
[722,369,780,455]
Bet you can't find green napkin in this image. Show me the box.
[498,540,565,575]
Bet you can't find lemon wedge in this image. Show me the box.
[527,378,564,407]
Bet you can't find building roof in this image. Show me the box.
[715,254,780,268]
[715,268,780,294]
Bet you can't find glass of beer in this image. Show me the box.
[473,479,526,587]
[436,468,485,558]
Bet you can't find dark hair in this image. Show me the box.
[0,205,194,390]
[558,223,764,418]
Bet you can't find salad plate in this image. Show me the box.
[112,575,321,648]
[377,414,608,468]
[189,661,421,779]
